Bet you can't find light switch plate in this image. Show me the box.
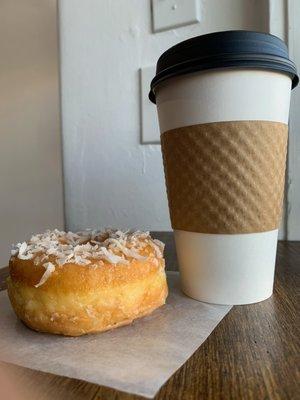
[152,0,200,32]
[140,65,160,144]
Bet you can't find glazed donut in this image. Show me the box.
[7,229,168,336]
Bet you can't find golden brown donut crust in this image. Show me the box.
[8,230,168,336]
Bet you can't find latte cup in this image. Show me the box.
[150,31,298,305]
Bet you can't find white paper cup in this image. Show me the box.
[150,32,298,305]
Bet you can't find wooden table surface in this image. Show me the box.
[0,234,299,400]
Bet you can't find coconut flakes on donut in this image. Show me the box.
[11,229,164,275]
[35,262,55,288]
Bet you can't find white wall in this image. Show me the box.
[0,0,64,267]
[59,0,268,232]
[287,0,300,239]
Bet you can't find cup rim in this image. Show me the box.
[149,30,299,104]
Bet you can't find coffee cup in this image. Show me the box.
[150,31,298,305]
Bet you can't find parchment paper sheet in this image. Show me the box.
[0,273,231,398]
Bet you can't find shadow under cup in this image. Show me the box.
[150,31,298,305]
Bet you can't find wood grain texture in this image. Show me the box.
[0,235,299,400]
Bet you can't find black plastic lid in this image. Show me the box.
[149,30,298,103]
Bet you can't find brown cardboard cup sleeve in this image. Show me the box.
[161,121,288,234]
